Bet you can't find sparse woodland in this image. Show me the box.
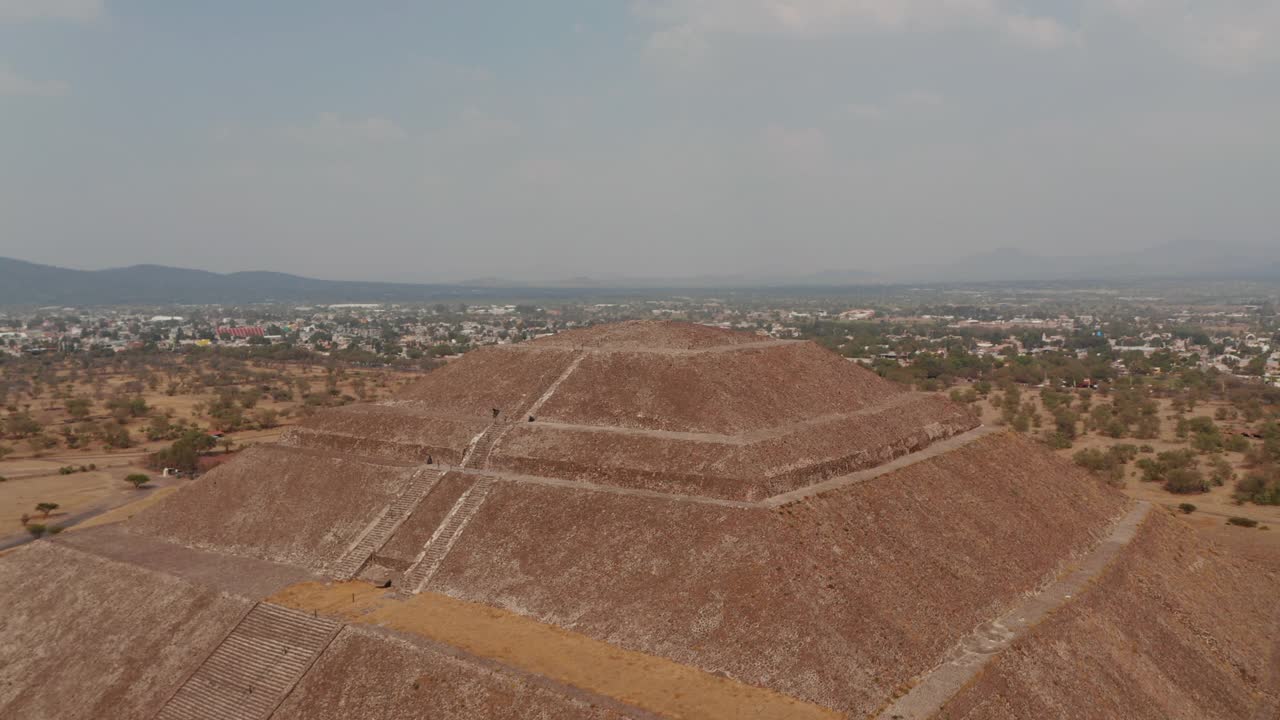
[0,349,423,463]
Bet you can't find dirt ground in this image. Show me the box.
[69,486,180,533]
[1,359,422,537]
[969,391,1280,554]
[4,363,421,461]
[269,580,841,720]
[0,466,138,532]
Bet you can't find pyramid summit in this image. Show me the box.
[1,321,1276,719]
[283,319,979,502]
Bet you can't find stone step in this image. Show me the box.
[328,467,443,580]
[462,423,505,469]
[399,478,495,596]
[154,603,340,720]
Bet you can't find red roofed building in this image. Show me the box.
[217,326,265,338]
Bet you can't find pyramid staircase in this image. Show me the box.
[399,476,495,596]
[328,466,444,580]
[462,421,507,469]
[154,603,340,720]
[397,358,583,598]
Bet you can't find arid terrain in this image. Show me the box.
[1,355,423,542]
[1,321,1274,719]
[964,389,1280,543]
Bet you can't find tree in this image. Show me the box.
[1207,457,1236,486]
[146,413,175,441]
[65,396,92,420]
[1235,468,1280,505]
[3,411,41,438]
[35,502,59,519]
[252,408,279,429]
[26,524,47,538]
[1164,467,1209,494]
[148,428,216,475]
[106,395,149,422]
[98,423,132,449]
[124,473,150,490]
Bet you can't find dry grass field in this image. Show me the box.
[1,356,424,540]
[966,391,1280,556]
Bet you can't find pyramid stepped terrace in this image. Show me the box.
[1,321,1276,719]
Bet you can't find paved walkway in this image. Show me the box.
[524,351,587,417]
[448,466,758,509]
[525,392,930,446]
[759,425,998,507]
[446,425,999,511]
[874,500,1153,720]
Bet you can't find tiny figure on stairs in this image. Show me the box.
[491,407,499,419]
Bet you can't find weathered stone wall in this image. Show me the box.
[424,432,1128,717]
[494,394,977,501]
[536,342,904,434]
[397,345,579,416]
[0,542,249,720]
[937,509,1280,720]
[284,404,484,464]
[130,445,417,571]
[273,627,628,720]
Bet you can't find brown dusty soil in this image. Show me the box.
[531,320,767,350]
[497,393,977,501]
[68,485,180,531]
[129,444,419,570]
[0,541,250,720]
[416,431,1125,717]
[274,626,632,720]
[0,465,144,534]
[974,393,1280,526]
[269,580,841,720]
[536,342,903,434]
[935,509,1280,720]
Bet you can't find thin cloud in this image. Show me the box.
[1113,0,1280,70]
[847,90,945,119]
[0,0,102,22]
[0,64,68,97]
[283,113,409,146]
[636,0,1075,52]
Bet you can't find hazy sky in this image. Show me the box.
[2,1,1278,282]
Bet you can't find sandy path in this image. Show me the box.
[69,485,180,532]
[0,467,135,530]
[0,472,183,549]
[269,581,841,720]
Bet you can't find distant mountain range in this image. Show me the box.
[0,257,492,306]
[889,240,1280,284]
[0,258,888,306]
[1,240,1277,306]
